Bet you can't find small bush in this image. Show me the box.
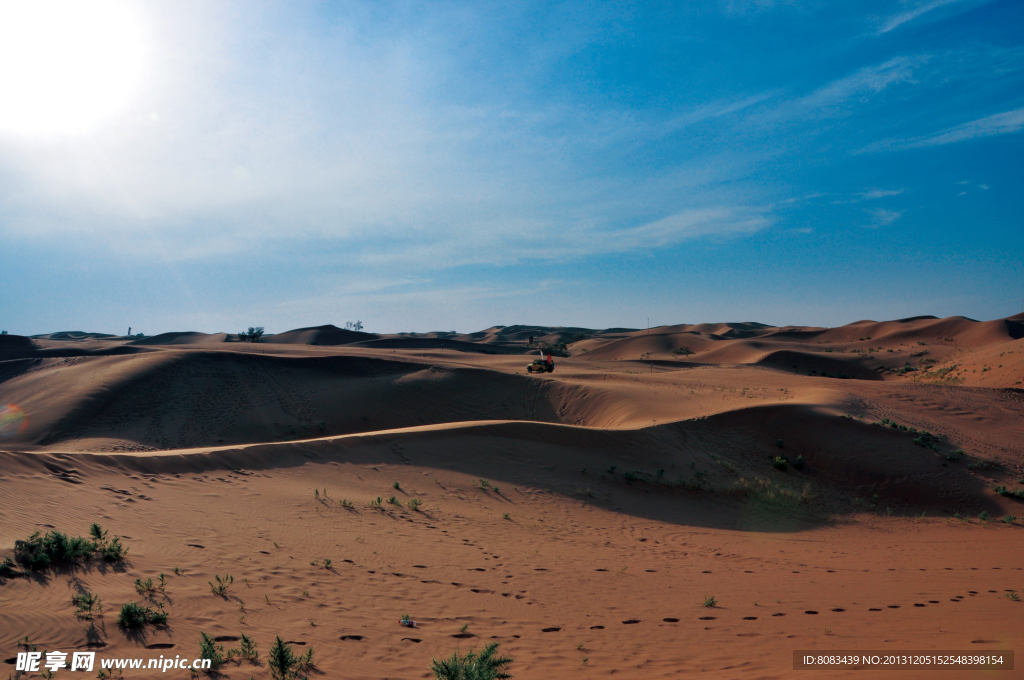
[239,632,258,660]
[772,456,788,472]
[408,498,422,511]
[101,536,128,562]
[72,591,102,619]
[430,642,513,680]
[388,495,399,506]
[209,574,233,597]
[268,635,304,680]
[238,327,265,343]
[0,556,18,578]
[15,531,97,571]
[199,631,226,670]
[393,481,401,490]
[979,511,991,521]
[117,601,165,628]
[703,595,717,608]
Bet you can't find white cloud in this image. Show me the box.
[907,108,1024,147]
[859,188,905,200]
[859,107,1024,152]
[866,208,904,227]
[876,0,968,34]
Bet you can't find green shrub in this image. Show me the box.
[209,574,233,597]
[703,595,717,608]
[430,642,513,680]
[0,556,18,578]
[408,498,422,511]
[772,456,788,472]
[268,636,305,680]
[239,633,258,660]
[101,536,128,562]
[72,591,102,619]
[199,631,225,670]
[117,602,166,628]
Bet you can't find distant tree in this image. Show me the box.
[135,333,144,338]
[1,330,6,335]
[239,327,265,342]
[344,321,364,331]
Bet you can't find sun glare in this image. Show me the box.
[0,0,146,136]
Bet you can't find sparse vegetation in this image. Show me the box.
[393,481,401,490]
[979,511,991,521]
[209,574,234,597]
[0,556,18,578]
[199,631,226,670]
[72,591,102,619]
[703,595,717,608]
[341,499,354,508]
[388,495,400,505]
[672,346,693,356]
[430,642,513,680]
[238,326,265,342]
[408,498,423,511]
[772,456,788,472]
[117,601,166,628]
[503,513,511,520]
[268,635,310,680]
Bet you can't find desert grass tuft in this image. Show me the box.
[209,574,234,597]
[72,591,102,619]
[430,642,513,680]
[703,595,717,608]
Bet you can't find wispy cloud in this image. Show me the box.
[858,107,1024,152]
[877,0,968,34]
[866,207,904,227]
[859,188,905,200]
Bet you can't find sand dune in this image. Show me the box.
[1,316,1022,678]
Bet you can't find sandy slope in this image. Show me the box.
[2,316,1023,679]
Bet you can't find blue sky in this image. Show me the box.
[1,0,1022,335]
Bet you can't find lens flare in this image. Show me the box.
[0,404,27,437]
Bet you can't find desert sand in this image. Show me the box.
[1,314,1023,679]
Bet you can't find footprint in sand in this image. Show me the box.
[145,644,175,649]
[831,608,845,612]
[452,633,476,639]
[401,638,422,643]
[869,608,882,611]
[699,616,716,620]
[340,635,364,641]
[663,618,679,623]
[590,625,604,630]
[772,613,785,617]
[622,619,640,624]
[541,627,561,633]
[743,616,757,620]
[187,543,205,549]
[471,588,494,594]
[805,611,818,615]
[421,579,440,584]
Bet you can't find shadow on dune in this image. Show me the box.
[3,403,1004,533]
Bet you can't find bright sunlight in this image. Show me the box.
[0,0,146,136]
